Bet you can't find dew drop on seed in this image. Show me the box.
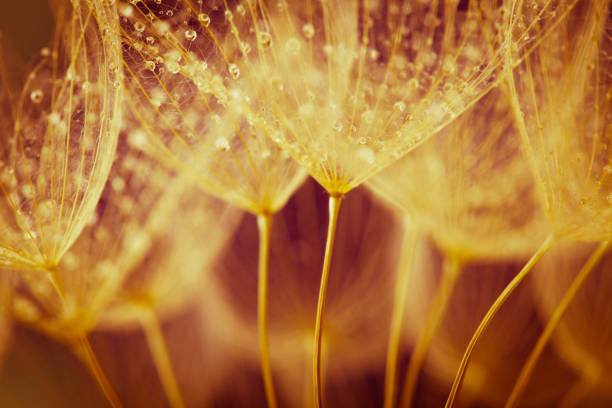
[30,90,43,104]
[198,13,211,27]
[185,30,197,41]
[258,31,272,48]
[393,101,406,112]
[228,64,240,79]
[302,23,314,39]
[145,60,156,71]
[134,21,145,32]
[357,147,375,164]
[215,137,230,152]
[285,37,301,54]
[166,61,180,74]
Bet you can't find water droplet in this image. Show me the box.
[185,29,197,41]
[236,4,246,16]
[198,13,211,27]
[40,47,50,57]
[30,90,43,104]
[408,78,419,89]
[302,23,315,39]
[393,101,406,112]
[228,64,240,79]
[48,112,61,124]
[215,137,230,152]
[240,41,252,55]
[145,60,156,71]
[258,31,272,48]
[134,21,145,32]
[361,110,374,125]
[167,60,180,74]
[129,130,148,148]
[285,37,301,54]
[357,147,375,164]
[111,177,126,192]
[146,36,155,45]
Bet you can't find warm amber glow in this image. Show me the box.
[0,0,610,407]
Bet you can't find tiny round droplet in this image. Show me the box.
[228,63,240,79]
[198,13,211,27]
[167,61,180,74]
[393,101,406,112]
[258,31,272,48]
[134,21,145,32]
[185,29,197,41]
[302,23,315,39]
[30,90,43,104]
[285,37,301,54]
[145,60,156,71]
[215,137,230,152]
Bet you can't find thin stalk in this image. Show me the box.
[313,194,343,408]
[48,269,120,408]
[444,234,555,408]
[140,309,185,408]
[505,241,610,408]
[73,336,122,408]
[257,212,278,408]
[383,218,418,408]
[400,256,462,408]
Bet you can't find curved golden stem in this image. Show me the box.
[73,336,122,408]
[313,194,343,408]
[383,218,418,408]
[140,309,185,408]
[400,256,462,408]
[257,212,278,408]
[505,241,609,408]
[444,234,555,408]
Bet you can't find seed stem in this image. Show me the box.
[400,256,461,408]
[257,212,278,408]
[444,234,555,408]
[383,218,417,408]
[505,241,610,408]
[74,335,122,408]
[140,308,185,408]
[313,194,343,408]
